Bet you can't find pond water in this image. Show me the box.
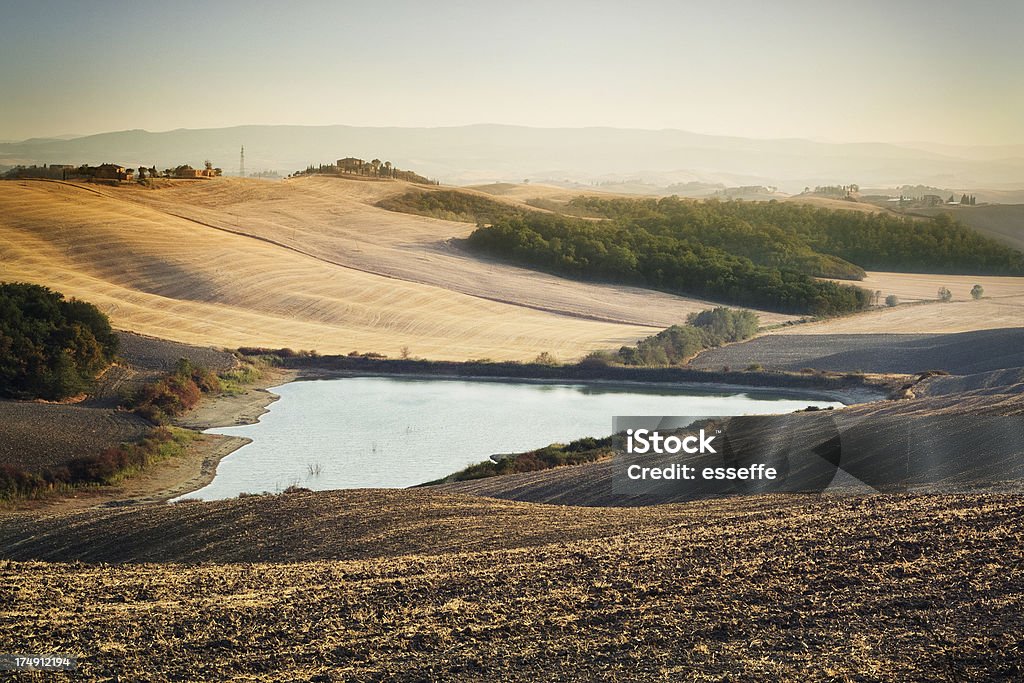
[180,377,843,500]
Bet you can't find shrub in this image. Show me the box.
[885,294,899,307]
[971,284,984,300]
[938,287,953,302]
[579,350,614,367]
[614,307,759,367]
[533,351,559,366]
[0,283,119,400]
[130,359,221,423]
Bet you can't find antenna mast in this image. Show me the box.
[239,145,245,178]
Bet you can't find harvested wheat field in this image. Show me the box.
[781,195,894,214]
[0,178,794,361]
[108,175,776,330]
[769,271,1024,336]
[693,328,1024,375]
[1,488,1021,681]
[0,179,679,361]
[776,296,1024,335]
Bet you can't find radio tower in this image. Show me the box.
[239,145,245,178]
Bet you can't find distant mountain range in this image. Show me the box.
[2,124,1023,193]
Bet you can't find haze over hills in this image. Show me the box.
[3,125,1024,192]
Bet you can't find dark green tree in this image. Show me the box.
[0,283,119,399]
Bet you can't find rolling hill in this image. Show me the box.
[912,204,1024,252]
[0,177,783,361]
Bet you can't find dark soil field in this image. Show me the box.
[692,328,1024,375]
[1,488,1021,681]
[117,331,237,375]
[441,372,1024,505]
[0,333,237,479]
[0,402,149,474]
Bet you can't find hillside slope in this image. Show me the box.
[116,175,771,328]
[0,179,685,361]
[1,488,1021,680]
[0,177,802,360]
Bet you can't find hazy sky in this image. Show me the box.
[1,0,1021,144]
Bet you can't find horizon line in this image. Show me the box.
[5,123,1023,150]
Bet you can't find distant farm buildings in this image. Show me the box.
[2,163,133,181]
[172,164,217,179]
[3,161,224,182]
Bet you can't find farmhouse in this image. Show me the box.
[91,164,134,181]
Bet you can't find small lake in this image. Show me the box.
[180,377,843,500]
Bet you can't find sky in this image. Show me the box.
[1,0,1022,145]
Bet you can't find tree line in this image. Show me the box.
[378,190,522,223]
[466,212,872,315]
[465,196,1023,315]
[566,197,1024,275]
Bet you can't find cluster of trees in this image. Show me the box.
[612,308,759,366]
[556,198,872,282]
[810,184,859,197]
[295,158,437,185]
[377,190,522,224]
[0,283,119,400]
[952,194,978,205]
[467,212,871,315]
[568,197,1024,275]
[466,196,1023,315]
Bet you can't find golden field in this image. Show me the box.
[0,177,792,361]
[1,176,1021,360]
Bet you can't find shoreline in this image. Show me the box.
[155,367,298,501]
[148,366,883,502]
[176,367,297,431]
[22,365,883,512]
[7,369,296,513]
[289,367,887,406]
